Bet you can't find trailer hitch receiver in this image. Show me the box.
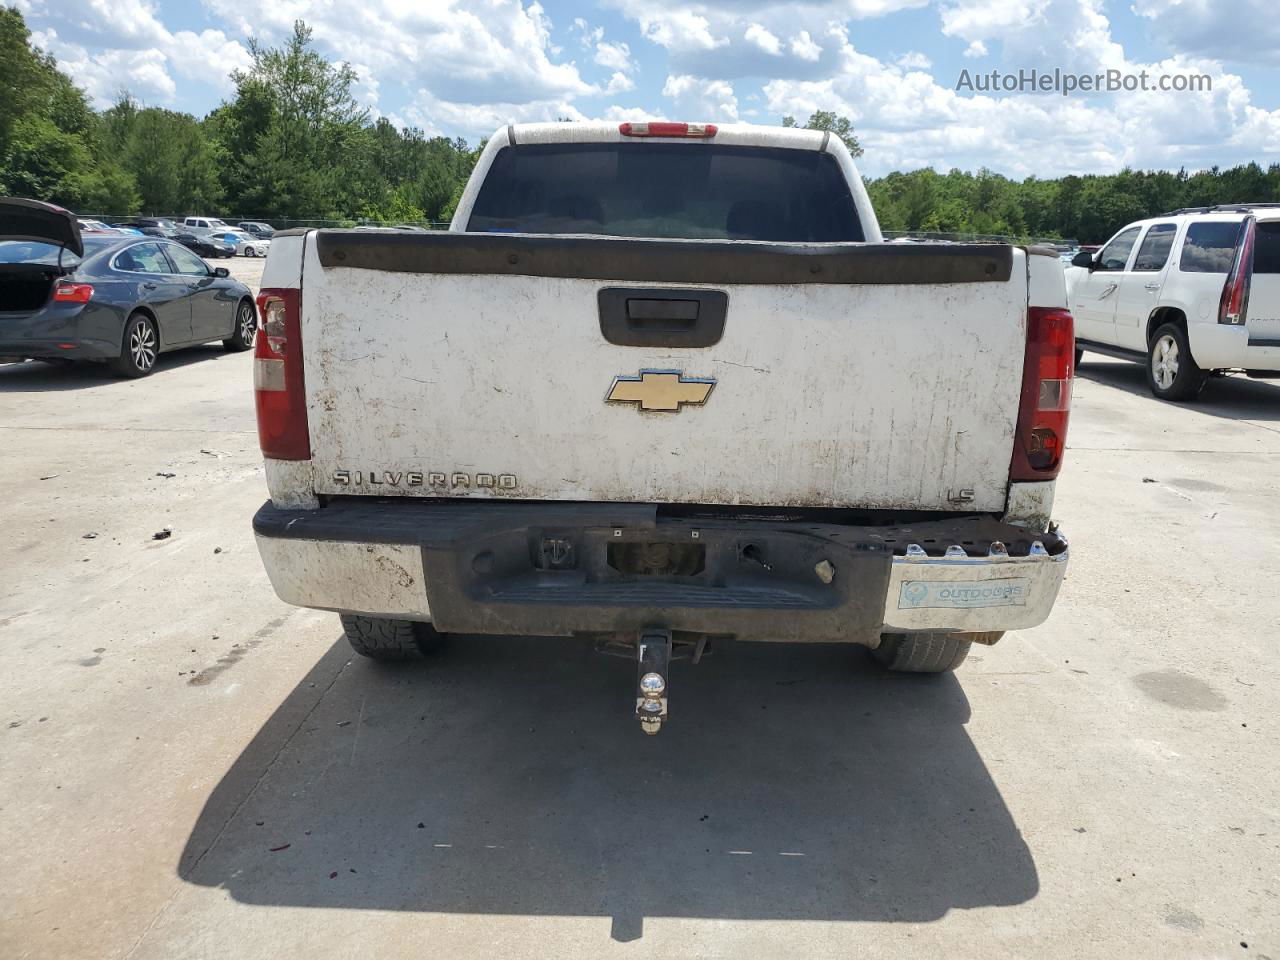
[636,628,672,735]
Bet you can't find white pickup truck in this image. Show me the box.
[251,121,1073,733]
[1068,204,1279,399]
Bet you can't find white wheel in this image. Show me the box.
[1146,322,1206,401]
[1152,334,1178,391]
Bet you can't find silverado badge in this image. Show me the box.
[606,370,716,412]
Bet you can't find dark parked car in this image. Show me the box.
[115,218,181,238]
[173,232,229,259]
[237,221,275,239]
[0,198,257,377]
[206,236,236,258]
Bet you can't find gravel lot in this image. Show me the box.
[1,265,1277,959]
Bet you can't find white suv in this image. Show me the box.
[1066,204,1280,399]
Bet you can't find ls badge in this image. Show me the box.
[606,369,716,412]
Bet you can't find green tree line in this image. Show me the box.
[3,7,1278,239]
[0,13,478,223]
[866,164,1280,241]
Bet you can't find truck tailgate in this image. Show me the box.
[299,233,1028,512]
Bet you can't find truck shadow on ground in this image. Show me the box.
[1077,355,1280,422]
[0,348,230,392]
[179,635,1038,941]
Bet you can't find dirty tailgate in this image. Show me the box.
[299,232,1028,512]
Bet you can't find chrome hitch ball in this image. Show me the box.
[636,629,672,735]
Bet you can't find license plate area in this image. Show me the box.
[420,516,893,641]
[606,540,706,576]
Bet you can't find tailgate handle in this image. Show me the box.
[598,288,727,347]
[627,298,699,325]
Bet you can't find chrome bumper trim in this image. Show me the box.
[881,532,1068,633]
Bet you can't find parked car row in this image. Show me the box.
[1,198,257,378]
[69,216,277,258]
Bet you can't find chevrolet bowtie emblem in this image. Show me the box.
[606,370,716,412]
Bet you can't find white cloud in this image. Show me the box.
[940,0,1123,71]
[27,10,249,108]
[33,30,176,103]
[401,90,587,139]
[1131,0,1280,65]
[571,17,604,47]
[571,19,637,80]
[611,0,931,82]
[789,30,823,61]
[744,23,783,56]
[662,74,740,120]
[761,21,1280,178]
[612,0,924,68]
[595,40,635,73]
[350,64,381,109]
[202,0,592,107]
[636,9,727,53]
[896,51,932,69]
[605,71,636,94]
[598,104,666,122]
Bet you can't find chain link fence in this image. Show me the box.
[77,217,1075,246]
[79,214,452,231]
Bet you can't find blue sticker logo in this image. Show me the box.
[898,578,1031,610]
[903,582,929,607]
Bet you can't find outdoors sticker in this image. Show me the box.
[898,578,1031,609]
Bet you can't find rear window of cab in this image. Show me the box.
[467,142,864,242]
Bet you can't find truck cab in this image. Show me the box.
[1068,204,1280,399]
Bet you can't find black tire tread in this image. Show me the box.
[110,311,156,378]
[1147,322,1206,402]
[873,632,971,673]
[222,299,256,352]
[340,614,443,661]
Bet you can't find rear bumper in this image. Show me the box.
[0,304,119,360]
[1189,322,1280,371]
[0,337,117,360]
[253,499,1069,642]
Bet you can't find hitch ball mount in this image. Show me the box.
[636,629,672,735]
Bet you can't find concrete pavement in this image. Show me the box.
[1,285,1277,958]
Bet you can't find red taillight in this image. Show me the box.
[619,122,717,138]
[52,282,94,303]
[253,287,310,460]
[1010,307,1074,481]
[1218,215,1256,325]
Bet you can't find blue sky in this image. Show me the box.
[13,0,1280,178]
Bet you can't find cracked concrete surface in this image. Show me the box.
[2,320,1278,959]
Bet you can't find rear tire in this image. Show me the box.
[1074,346,1084,369]
[340,614,446,661]
[1147,322,1206,401]
[872,632,972,673]
[223,299,256,352]
[110,312,158,378]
